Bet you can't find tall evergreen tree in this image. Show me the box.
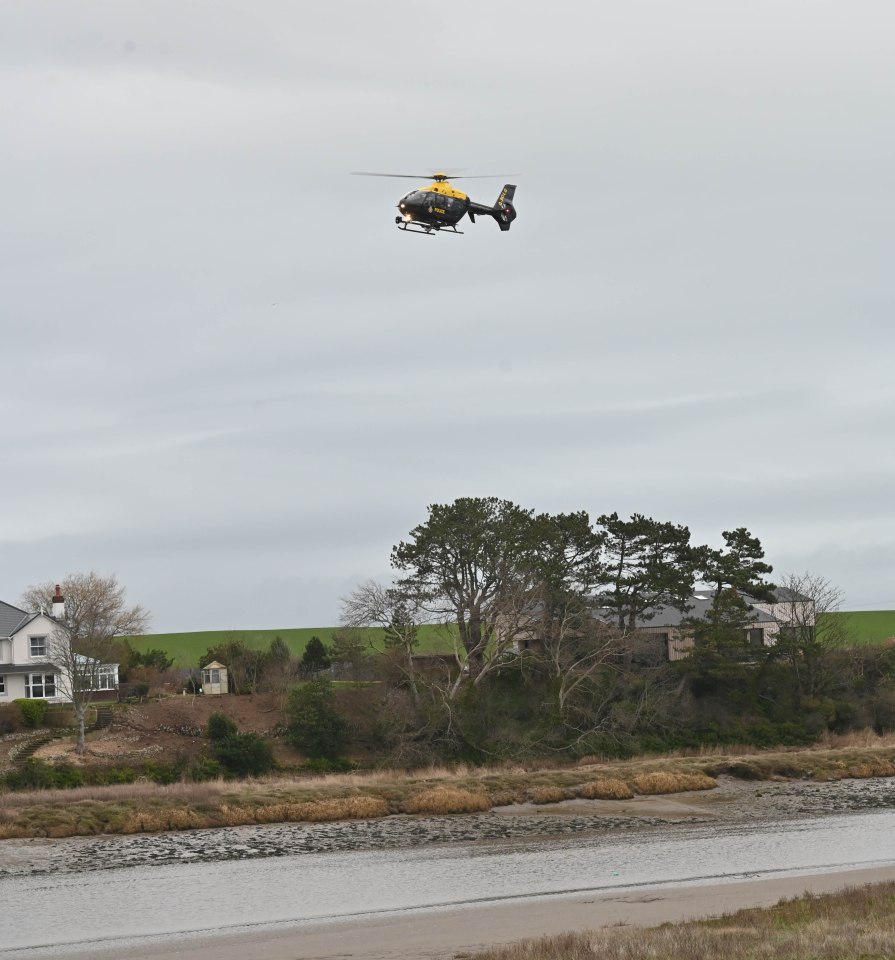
[596,512,696,631]
[391,497,538,669]
[697,527,775,600]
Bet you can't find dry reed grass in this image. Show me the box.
[403,787,491,815]
[821,758,895,780]
[0,779,228,808]
[575,778,634,800]
[630,771,717,794]
[486,789,524,807]
[3,738,894,839]
[524,786,571,805]
[470,881,895,960]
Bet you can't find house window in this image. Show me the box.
[747,628,765,647]
[203,669,220,685]
[29,636,48,658]
[0,676,5,694]
[96,667,116,691]
[25,674,56,698]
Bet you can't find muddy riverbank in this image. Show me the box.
[2,774,893,878]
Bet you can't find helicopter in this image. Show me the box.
[351,171,517,236]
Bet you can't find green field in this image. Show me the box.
[127,624,456,668]
[827,610,895,645]
[129,611,895,667]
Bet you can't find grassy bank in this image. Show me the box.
[2,738,895,840]
[468,880,895,960]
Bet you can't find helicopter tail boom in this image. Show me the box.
[468,183,518,231]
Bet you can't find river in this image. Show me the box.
[2,807,895,958]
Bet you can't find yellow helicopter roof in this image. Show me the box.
[421,176,467,201]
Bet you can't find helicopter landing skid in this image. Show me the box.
[396,221,464,236]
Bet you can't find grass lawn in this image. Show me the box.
[825,610,895,645]
[131,612,895,667]
[128,624,456,668]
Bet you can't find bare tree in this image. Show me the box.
[535,596,622,722]
[771,571,852,698]
[341,580,428,700]
[22,573,150,753]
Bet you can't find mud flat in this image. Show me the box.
[2,774,893,878]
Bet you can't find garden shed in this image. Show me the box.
[200,660,228,695]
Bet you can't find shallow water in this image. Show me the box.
[2,808,895,956]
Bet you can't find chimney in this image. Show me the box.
[52,584,65,620]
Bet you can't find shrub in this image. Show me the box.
[0,702,26,733]
[211,732,275,777]
[14,699,48,728]
[286,679,348,759]
[3,760,83,791]
[300,756,356,774]
[189,757,224,781]
[207,712,238,741]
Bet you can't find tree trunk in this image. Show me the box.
[75,704,87,754]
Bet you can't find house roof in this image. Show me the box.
[0,600,30,637]
[595,593,782,630]
[0,664,61,675]
[202,660,226,670]
[766,586,812,603]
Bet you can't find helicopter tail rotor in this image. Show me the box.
[494,184,517,231]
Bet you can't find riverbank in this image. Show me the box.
[2,738,894,840]
[2,775,894,877]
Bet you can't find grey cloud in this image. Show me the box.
[2,0,893,629]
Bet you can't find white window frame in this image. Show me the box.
[0,675,5,695]
[96,666,117,691]
[25,673,57,699]
[29,635,48,659]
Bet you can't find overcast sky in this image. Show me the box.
[2,1,893,632]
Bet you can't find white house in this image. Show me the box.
[596,586,816,662]
[0,587,119,705]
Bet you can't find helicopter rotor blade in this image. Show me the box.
[350,171,434,179]
[351,171,515,181]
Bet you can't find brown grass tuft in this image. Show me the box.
[525,786,571,805]
[630,771,717,795]
[487,789,524,807]
[575,778,634,800]
[846,759,895,778]
[404,787,491,815]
